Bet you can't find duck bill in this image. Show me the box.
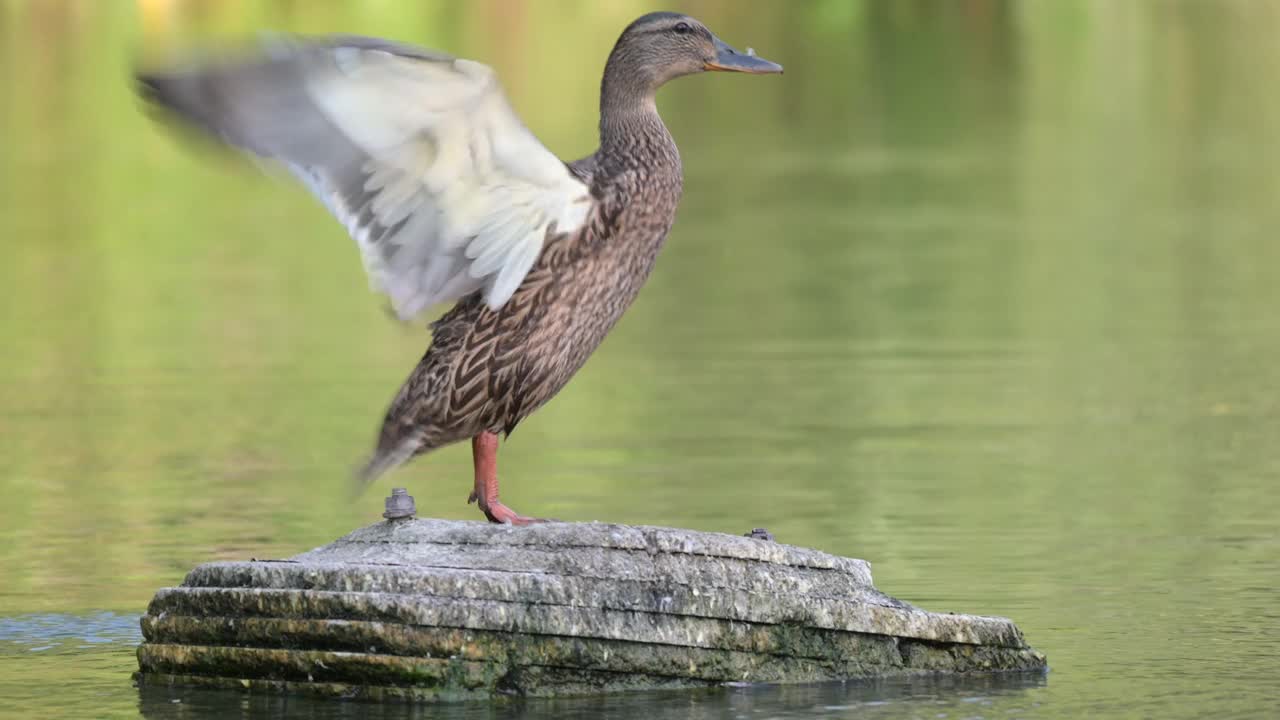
[705,37,783,74]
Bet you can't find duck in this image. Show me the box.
[136,12,782,524]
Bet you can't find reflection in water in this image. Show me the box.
[0,612,141,650]
[136,673,1050,720]
[3,1,1280,719]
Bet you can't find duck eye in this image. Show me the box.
[673,22,692,35]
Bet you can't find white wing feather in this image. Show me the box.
[146,37,592,318]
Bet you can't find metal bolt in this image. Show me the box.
[744,528,774,542]
[383,488,416,520]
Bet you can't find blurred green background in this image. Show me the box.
[2,1,1279,718]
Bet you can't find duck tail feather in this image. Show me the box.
[352,437,419,496]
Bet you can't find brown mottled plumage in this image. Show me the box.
[136,12,781,523]
[369,111,683,472]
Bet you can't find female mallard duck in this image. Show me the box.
[138,12,782,524]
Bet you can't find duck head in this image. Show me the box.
[604,11,783,94]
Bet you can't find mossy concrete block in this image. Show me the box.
[136,519,1046,701]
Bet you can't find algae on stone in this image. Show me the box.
[136,519,1046,700]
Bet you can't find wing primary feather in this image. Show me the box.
[487,230,543,309]
[139,34,593,318]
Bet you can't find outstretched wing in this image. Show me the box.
[138,35,593,318]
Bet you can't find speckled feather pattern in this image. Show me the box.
[371,118,683,463]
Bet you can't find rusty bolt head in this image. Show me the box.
[383,488,416,520]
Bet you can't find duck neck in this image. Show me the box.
[598,61,677,170]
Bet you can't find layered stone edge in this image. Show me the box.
[135,520,1047,699]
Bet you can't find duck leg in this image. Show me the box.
[467,432,542,525]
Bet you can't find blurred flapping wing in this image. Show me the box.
[138,36,592,318]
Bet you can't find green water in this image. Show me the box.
[2,1,1279,718]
